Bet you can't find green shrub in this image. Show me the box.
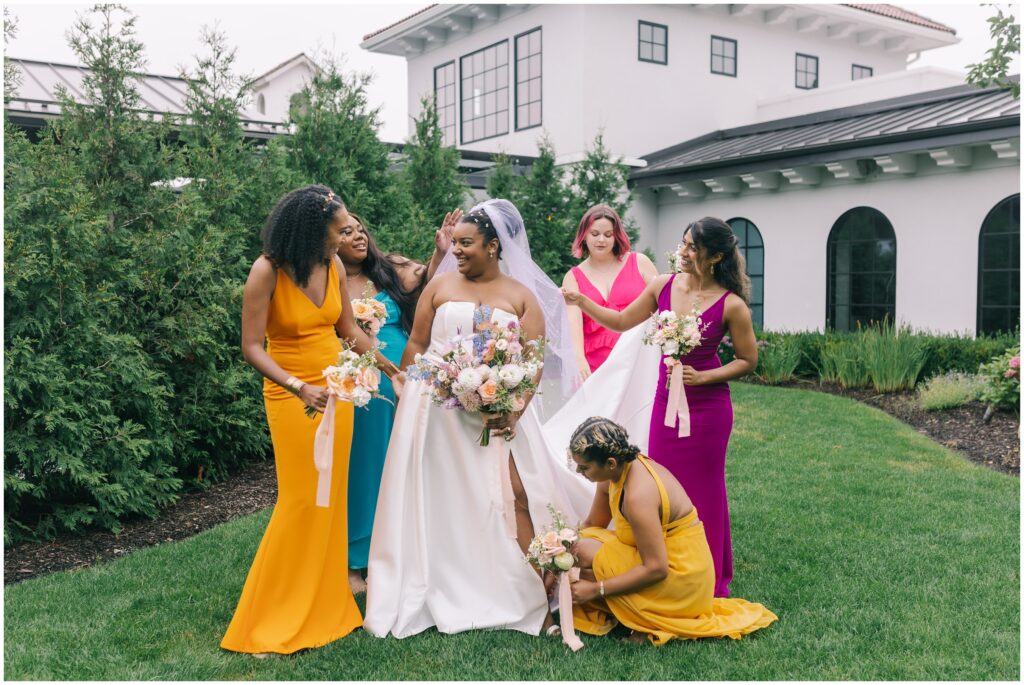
[979,345,1021,412]
[861,322,929,392]
[755,336,803,384]
[920,329,1020,379]
[916,372,988,411]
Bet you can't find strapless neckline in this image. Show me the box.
[436,300,518,320]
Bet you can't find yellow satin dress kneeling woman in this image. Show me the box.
[573,455,777,646]
[221,261,361,654]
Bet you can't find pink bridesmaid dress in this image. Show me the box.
[571,252,647,372]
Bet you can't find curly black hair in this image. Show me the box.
[347,211,425,334]
[262,184,346,288]
[460,210,502,258]
[569,417,640,464]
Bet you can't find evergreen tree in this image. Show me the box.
[4,8,22,100]
[967,5,1020,98]
[285,53,415,247]
[397,95,469,261]
[485,151,518,202]
[566,132,640,248]
[514,136,573,280]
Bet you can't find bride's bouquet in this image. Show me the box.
[350,282,388,340]
[305,343,388,418]
[408,305,545,446]
[524,505,585,652]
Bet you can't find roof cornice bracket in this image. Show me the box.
[929,146,973,168]
[781,166,823,185]
[874,152,918,174]
[989,139,1019,160]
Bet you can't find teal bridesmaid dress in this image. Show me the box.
[348,291,408,569]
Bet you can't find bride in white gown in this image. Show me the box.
[364,200,594,639]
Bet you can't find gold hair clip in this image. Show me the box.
[323,191,335,212]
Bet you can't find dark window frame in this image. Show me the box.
[795,52,819,90]
[976,194,1021,335]
[710,35,737,77]
[433,60,457,147]
[851,63,873,80]
[825,207,897,332]
[513,26,542,132]
[727,217,764,327]
[459,39,511,145]
[638,20,668,65]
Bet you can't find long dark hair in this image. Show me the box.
[348,212,424,334]
[685,217,751,303]
[262,184,344,287]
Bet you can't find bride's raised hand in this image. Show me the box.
[434,209,463,254]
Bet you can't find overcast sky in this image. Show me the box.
[5,1,1018,143]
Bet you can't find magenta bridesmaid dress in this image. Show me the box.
[647,274,734,597]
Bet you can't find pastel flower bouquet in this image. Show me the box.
[524,505,585,652]
[351,282,388,341]
[408,305,545,446]
[642,308,710,438]
[305,344,389,418]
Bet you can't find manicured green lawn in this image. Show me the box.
[4,384,1019,680]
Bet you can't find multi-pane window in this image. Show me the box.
[460,40,509,144]
[826,207,897,331]
[852,64,873,80]
[977,194,1021,334]
[796,53,818,89]
[711,36,737,77]
[433,61,456,146]
[515,28,542,131]
[638,20,668,64]
[727,218,764,327]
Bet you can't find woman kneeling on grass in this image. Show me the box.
[567,417,777,645]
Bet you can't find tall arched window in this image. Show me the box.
[256,93,266,115]
[727,217,764,328]
[977,194,1020,335]
[826,207,896,331]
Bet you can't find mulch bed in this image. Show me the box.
[5,384,1018,586]
[4,459,277,586]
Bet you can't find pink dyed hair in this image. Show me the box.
[571,203,631,259]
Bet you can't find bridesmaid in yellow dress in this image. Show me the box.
[222,185,403,655]
[567,417,776,646]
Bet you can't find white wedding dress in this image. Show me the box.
[364,301,595,639]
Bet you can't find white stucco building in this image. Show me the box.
[363,3,1020,335]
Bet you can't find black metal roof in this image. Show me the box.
[633,80,1020,185]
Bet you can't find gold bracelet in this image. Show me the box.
[284,376,305,395]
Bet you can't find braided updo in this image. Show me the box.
[262,184,346,288]
[569,417,640,464]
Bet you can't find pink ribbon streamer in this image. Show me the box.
[313,394,336,508]
[497,433,517,539]
[558,567,584,652]
[664,361,692,438]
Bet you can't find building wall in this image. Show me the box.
[253,62,314,123]
[652,160,1020,334]
[405,4,909,160]
[406,4,586,157]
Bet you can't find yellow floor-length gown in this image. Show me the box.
[221,260,361,654]
[573,455,777,646]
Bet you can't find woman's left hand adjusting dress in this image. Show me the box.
[221,261,361,654]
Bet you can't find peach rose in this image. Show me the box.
[477,379,499,403]
[352,300,374,321]
[358,366,381,393]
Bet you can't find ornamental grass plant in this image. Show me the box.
[754,336,803,384]
[916,371,988,411]
[861,322,929,392]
